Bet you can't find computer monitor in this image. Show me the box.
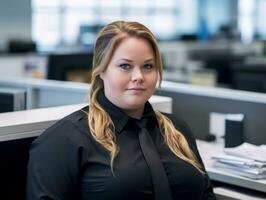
[47,52,93,83]
[7,40,37,53]
[189,50,246,85]
[0,88,26,113]
[179,34,198,41]
[78,24,103,50]
[156,81,266,145]
[231,63,266,93]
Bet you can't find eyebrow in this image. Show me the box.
[117,59,134,63]
[117,58,155,63]
[144,58,155,63]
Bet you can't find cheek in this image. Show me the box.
[148,72,159,87]
[105,74,128,90]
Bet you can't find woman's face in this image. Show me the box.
[100,37,158,118]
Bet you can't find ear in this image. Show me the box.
[99,72,105,80]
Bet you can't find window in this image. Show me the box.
[254,0,266,40]
[32,0,198,51]
[238,0,255,43]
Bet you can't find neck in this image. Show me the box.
[123,107,144,119]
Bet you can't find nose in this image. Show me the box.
[131,67,144,83]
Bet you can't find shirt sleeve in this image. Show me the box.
[27,120,86,200]
[165,113,217,200]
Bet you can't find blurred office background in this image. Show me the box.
[1,0,266,92]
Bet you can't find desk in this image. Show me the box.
[197,140,266,199]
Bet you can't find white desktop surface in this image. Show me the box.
[196,140,266,194]
[0,95,172,141]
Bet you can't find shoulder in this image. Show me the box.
[161,112,197,147]
[27,106,92,197]
[161,112,206,163]
[159,112,206,166]
[31,106,91,150]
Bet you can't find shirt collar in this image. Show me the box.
[97,90,158,134]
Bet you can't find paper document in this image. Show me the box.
[212,154,266,168]
[224,143,266,163]
[211,142,266,179]
[213,162,266,179]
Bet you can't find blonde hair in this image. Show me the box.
[88,21,203,173]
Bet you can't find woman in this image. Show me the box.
[27,21,216,200]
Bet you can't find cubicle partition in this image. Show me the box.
[0,77,90,109]
[157,81,266,145]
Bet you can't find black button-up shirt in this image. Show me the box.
[27,92,216,200]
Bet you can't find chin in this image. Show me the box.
[126,99,148,109]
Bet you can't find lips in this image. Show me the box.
[126,88,146,94]
[127,88,145,91]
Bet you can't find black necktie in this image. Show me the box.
[137,119,173,200]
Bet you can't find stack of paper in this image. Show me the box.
[212,143,266,179]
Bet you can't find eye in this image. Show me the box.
[143,63,154,70]
[119,63,131,70]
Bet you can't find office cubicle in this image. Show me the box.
[156,81,266,199]
[2,77,266,199]
[157,81,266,145]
